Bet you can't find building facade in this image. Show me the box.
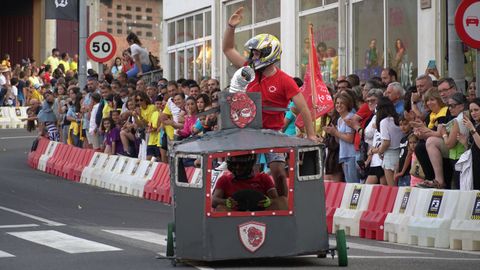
[163,0,477,89]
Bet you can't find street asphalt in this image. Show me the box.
[0,128,479,270]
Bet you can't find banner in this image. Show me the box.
[45,0,78,21]
[296,24,334,129]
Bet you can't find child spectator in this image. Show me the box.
[146,95,162,161]
[102,118,118,155]
[177,96,198,139]
[282,101,297,136]
[395,116,413,186]
[408,134,425,187]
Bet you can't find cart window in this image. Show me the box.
[297,147,323,181]
[175,154,203,188]
[205,148,295,217]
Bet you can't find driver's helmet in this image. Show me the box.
[226,154,256,180]
[244,34,281,71]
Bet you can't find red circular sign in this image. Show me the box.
[455,0,480,49]
[85,31,117,63]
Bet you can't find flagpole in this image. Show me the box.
[308,24,317,136]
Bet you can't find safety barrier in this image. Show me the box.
[0,106,28,129]
[80,152,109,185]
[407,189,461,248]
[102,156,132,191]
[143,162,170,202]
[37,141,59,172]
[383,187,420,244]
[324,181,346,234]
[333,183,374,236]
[449,191,480,251]
[359,185,398,241]
[28,137,50,169]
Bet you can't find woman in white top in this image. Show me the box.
[126,32,151,78]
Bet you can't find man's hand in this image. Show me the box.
[225,197,237,210]
[228,7,244,27]
[258,196,271,208]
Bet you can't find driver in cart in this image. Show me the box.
[212,154,288,211]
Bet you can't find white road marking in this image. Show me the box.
[7,230,122,254]
[0,250,15,258]
[328,240,428,254]
[0,224,39,229]
[0,206,65,226]
[383,241,480,256]
[346,255,480,261]
[102,230,167,246]
[0,136,37,140]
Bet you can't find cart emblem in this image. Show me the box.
[227,92,257,128]
[238,221,266,253]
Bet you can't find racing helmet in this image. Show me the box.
[226,154,256,180]
[244,34,281,71]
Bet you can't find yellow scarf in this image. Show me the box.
[428,106,448,129]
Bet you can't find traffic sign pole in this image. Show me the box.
[477,50,479,98]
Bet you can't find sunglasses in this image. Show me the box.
[448,103,460,108]
[136,98,144,102]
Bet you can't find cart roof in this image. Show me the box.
[171,128,320,154]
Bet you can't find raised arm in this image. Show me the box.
[222,7,246,68]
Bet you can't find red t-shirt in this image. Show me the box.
[246,68,300,130]
[354,103,373,151]
[215,172,275,199]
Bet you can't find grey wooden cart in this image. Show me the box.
[164,92,348,266]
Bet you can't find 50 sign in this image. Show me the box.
[86,31,117,63]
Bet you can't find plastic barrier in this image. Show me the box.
[333,183,374,236]
[37,141,59,172]
[115,158,141,194]
[8,107,27,129]
[0,107,12,128]
[383,187,420,244]
[52,145,75,176]
[103,156,132,191]
[407,189,461,248]
[72,149,95,182]
[449,190,480,251]
[128,160,159,197]
[62,148,92,180]
[359,185,398,240]
[45,144,67,174]
[89,154,114,187]
[29,138,50,169]
[324,181,346,234]
[80,152,109,185]
[143,162,169,200]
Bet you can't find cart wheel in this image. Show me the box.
[166,222,175,257]
[336,229,348,267]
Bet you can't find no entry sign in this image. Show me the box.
[455,0,480,49]
[85,31,117,63]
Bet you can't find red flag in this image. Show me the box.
[296,25,334,129]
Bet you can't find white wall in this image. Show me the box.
[417,0,442,75]
[164,0,212,19]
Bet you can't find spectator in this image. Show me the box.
[380,68,397,87]
[411,74,433,119]
[282,102,298,136]
[44,48,60,71]
[126,32,151,78]
[384,82,405,115]
[177,96,198,139]
[120,98,138,157]
[162,92,186,139]
[111,57,123,79]
[101,117,118,155]
[55,84,69,143]
[336,80,351,92]
[59,52,70,72]
[189,83,200,99]
[324,92,359,183]
[408,134,424,187]
[395,116,413,186]
[461,98,480,190]
[70,54,78,73]
[88,93,102,150]
[65,87,83,147]
[1,54,11,69]
[37,90,59,141]
[146,82,158,103]
[439,93,469,189]
[146,95,162,161]
[467,79,476,103]
[196,93,210,112]
[207,78,220,93]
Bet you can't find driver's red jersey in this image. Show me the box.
[246,67,301,130]
[215,172,275,198]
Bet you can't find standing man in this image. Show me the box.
[223,7,316,197]
[44,48,60,72]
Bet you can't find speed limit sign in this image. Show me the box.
[86,31,117,63]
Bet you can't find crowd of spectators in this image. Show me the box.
[1,30,479,191]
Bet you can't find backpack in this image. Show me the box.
[148,52,161,70]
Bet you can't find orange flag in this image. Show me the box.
[296,24,334,129]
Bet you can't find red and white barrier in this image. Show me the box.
[38,141,59,172]
[384,187,420,244]
[324,181,346,234]
[449,190,480,251]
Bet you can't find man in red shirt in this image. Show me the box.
[223,7,316,197]
[212,154,286,211]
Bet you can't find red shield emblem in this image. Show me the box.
[227,93,257,128]
[238,221,266,253]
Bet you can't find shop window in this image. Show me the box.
[353,0,384,81]
[387,0,417,87]
[186,16,194,42]
[205,11,211,36]
[186,47,194,79]
[205,40,212,78]
[177,19,185,43]
[178,49,185,78]
[195,44,204,80]
[194,14,203,39]
[254,0,280,23]
[300,0,322,11]
[168,22,175,46]
[169,52,176,81]
[226,0,252,27]
[299,7,338,84]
